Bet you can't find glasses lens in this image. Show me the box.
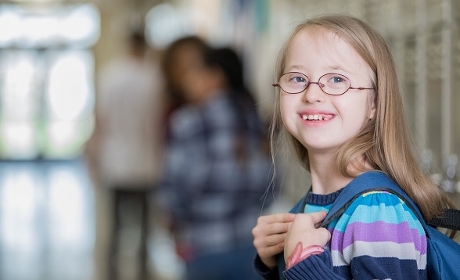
[319,73,350,95]
[280,72,308,94]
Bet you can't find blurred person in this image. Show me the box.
[87,29,164,280]
[159,36,208,138]
[156,38,275,280]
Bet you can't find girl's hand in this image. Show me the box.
[252,213,296,269]
[284,211,331,263]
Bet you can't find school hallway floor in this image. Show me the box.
[0,159,183,280]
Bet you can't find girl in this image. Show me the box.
[252,14,458,279]
[158,40,273,280]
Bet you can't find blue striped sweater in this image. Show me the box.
[255,187,428,279]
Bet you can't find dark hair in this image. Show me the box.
[161,36,209,107]
[128,30,147,56]
[203,47,256,106]
[204,47,246,92]
[204,46,269,164]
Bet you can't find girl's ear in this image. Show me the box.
[368,92,377,120]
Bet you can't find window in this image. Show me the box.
[0,3,100,160]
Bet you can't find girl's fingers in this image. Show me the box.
[317,227,332,244]
[253,221,289,235]
[259,241,285,257]
[257,213,296,224]
[252,213,297,261]
[266,220,291,234]
[289,211,327,230]
[253,213,296,236]
[284,212,332,253]
[308,211,327,225]
[255,232,286,247]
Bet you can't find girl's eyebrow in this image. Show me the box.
[285,65,351,74]
[326,65,354,75]
[285,65,306,72]
[327,65,346,71]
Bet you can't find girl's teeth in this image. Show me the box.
[302,115,323,121]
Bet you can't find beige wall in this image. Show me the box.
[91,0,162,72]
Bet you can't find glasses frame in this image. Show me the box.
[272,72,374,96]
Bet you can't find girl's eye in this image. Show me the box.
[289,75,307,83]
[330,76,345,83]
[322,73,350,90]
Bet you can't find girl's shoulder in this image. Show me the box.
[328,190,428,276]
[332,190,425,236]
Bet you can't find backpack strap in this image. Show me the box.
[321,171,403,226]
[429,209,460,231]
[320,171,432,233]
[320,171,460,232]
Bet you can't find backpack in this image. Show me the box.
[321,171,460,280]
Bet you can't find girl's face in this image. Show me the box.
[172,45,224,103]
[280,28,376,155]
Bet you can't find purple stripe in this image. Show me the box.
[329,221,427,254]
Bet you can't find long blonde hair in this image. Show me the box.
[271,14,457,227]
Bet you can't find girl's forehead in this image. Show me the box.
[286,27,368,74]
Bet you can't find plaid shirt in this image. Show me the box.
[157,92,274,259]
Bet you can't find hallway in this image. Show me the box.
[0,159,184,280]
[0,160,95,280]
[0,161,95,280]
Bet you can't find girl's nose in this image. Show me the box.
[302,82,325,103]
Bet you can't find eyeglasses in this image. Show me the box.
[272,72,374,96]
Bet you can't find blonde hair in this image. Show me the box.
[271,14,457,227]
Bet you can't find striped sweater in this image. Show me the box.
[255,186,428,279]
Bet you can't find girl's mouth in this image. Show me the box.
[300,114,334,121]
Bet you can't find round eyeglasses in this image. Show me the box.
[272,72,374,96]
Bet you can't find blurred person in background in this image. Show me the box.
[86,28,164,280]
[156,37,275,280]
[159,36,207,139]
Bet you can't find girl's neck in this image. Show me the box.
[308,154,353,195]
[308,153,375,194]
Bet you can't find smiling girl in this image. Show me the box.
[252,14,458,279]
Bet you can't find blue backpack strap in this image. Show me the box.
[316,170,460,279]
[320,171,429,232]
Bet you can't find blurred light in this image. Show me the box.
[0,6,21,46]
[20,14,59,47]
[48,167,85,242]
[145,3,193,49]
[45,163,94,278]
[0,4,97,160]
[46,51,94,120]
[1,51,40,120]
[0,169,37,250]
[4,54,34,96]
[10,0,59,3]
[58,4,100,47]
[46,121,80,150]
[0,122,37,159]
[43,50,95,159]
[0,3,100,48]
[0,161,95,278]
